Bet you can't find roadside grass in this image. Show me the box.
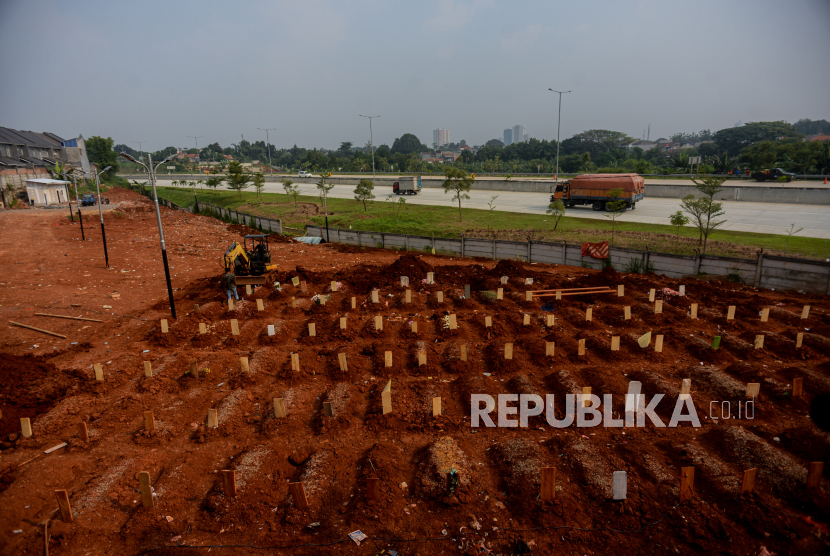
[153,186,830,260]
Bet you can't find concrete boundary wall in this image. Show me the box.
[307,225,830,295]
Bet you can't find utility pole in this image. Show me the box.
[258,127,276,173]
[548,89,571,186]
[71,173,85,240]
[188,135,203,181]
[359,115,380,178]
[91,166,112,267]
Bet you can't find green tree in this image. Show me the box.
[669,210,690,235]
[740,140,778,169]
[252,172,265,203]
[281,178,295,200]
[681,175,727,254]
[486,195,498,230]
[224,161,251,198]
[205,176,222,190]
[441,167,473,221]
[283,180,300,207]
[316,174,334,205]
[86,136,120,177]
[713,121,800,156]
[391,133,428,155]
[385,194,407,223]
[603,188,627,244]
[546,199,566,231]
[353,179,375,211]
[784,223,803,253]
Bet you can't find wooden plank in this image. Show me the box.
[460,344,467,362]
[228,298,234,310]
[760,307,769,322]
[240,357,249,371]
[411,321,418,333]
[418,351,427,366]
[540,467,556,501]
[55,490,73,522]
[340,317,347,330]
[649,289,655,302]
[290,482,309,509]
[465,284,471,298]
[546,314,555,327]
[375,315,383,331]
[78,422,89,442]
[366,477,380,501]
[680,379,691,396]
[385,351,393,367]
[580,386,592,407]
[331,281,338,292]
[21,417,32,438]
[533,286,616,293]
[427,272,434,284]
[727,306,736,321]
[245,285,252,295]
[323,402,333,417]
[139,471,153,508]
[690,303,698,319]
[35,313,102,322]
[223,469,237,497]
[556,290,561,300]
[585,307,592,321]
[654,300,662,314]
[290,353,300,372]
[189,360,199,378]
[802,305,810,319]
[161,319,168,333]
[338,353,348,372]
[496,288,503,300]
[485,316,492,328]
[405,290,411,303]
[274,398,286,418]
[44,442,67,454]
[807,462,824,489]
[545,341,554,356]
[449,314,457,329]
[741,468,757,495]
[143,361,153,377]
[93,363,104,381]
[256,299,264,311]
[611,336,620,351]
[655,335,664,353]
[207,408,218,428]
[525,291,533,302]
[433,397,442,417]
[230,319,239,335]
[534,289,615,298]
[291,297,297,308]
[523,314,530,325]
[796,332,804,348]
[578,339,585,356]
[679,285,685,296]
[746,383,760,398]
[7,321,66,339]
[372,290,379,303]
[624,306,631,320]
[793,378,803,397]
[754,335,764,349]
[300,281,307,293]
[437,291,444,303]
[680,467,694,502]
[504,343,513,360]
[144,411,156,432]
[617,285,624,297]
[308,323,316,337]
[382,379,392,415]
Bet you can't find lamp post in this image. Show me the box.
[258,127,276,173]
[359,115,380,178]
[119,151,178,319]
[89,165,112,267]
[548,88,571,186]
[187,136,203,182]
[70,173,85,240]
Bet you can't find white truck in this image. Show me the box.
[298,170,312,178]
[392,176,422,195]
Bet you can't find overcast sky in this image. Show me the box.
[1,0,828,152]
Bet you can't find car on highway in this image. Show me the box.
[750,168,795,182]
[298,170,312,178]
[81,194,97,206]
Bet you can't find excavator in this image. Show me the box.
[223,234,277,285]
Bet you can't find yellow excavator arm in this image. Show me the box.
[223,242,249,273]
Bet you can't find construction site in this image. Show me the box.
[1,186,829,556]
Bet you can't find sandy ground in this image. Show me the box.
[1,188,829,556]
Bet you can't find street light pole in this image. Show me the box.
[188,135,203,182]
[90,165,113,267]
[71,173,85,240]
[258,127,276,173]
[548,89,571,185]
[119,151,178,319]
[359,115,380,179]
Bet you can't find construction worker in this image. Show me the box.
[223,270,239,302]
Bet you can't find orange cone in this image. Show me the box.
[825,178,828,185]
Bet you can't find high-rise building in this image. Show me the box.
[503,128,512,146]
[433,129,450,147]
[523,134,529,142]
[512,125,527,144]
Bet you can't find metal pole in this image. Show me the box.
[93,170,109,267]
[65,182,73,222]
[549,89,571,185]
[72,175,85,240]
[323,178,330,242]
[258,127,276,173]
[148,153,177,319]
[360,115,380,179]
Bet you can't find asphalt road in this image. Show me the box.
[154,179,830,239]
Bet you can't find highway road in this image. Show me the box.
[153,179,830,239]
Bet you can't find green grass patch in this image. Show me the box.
[149,186,830,260]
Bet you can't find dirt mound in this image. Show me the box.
[488,258,531,278]
[383,254,435,281]
[226,223,260,236]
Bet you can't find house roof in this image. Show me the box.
[0,156,26,167]
[0,127,64,148]
[809,134,830,142]
[26,178,69,185]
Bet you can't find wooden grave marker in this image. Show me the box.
[581,387,592,407]
[464,284,471,299]
[578,339,586,356]
[331,281,338,292]
[291,297,296,309]
[405,290,412,303]
[139,471,153,508]
[545,341,555,356]
[649,289,655,302]
[223,470,237,497]
[727,306,736,321]
[485,316,492,328]
[500,276,509,285]
[433,397,442,417]
[78,422,89,443]
[654,300,663,314]
[741,468,757,495]
[496,288,503,300]
[274,398,286,418]
[194,303,200,312]
[323,402,333,417]
[586,307,592,321]
[375,315,383,331]
[300,281,307,293]
[289,482,309,509]
[381,380,392,415]
[94,363,104,381]
[351,296,356,309]
[613,471,627,500]
[240,357,249,371]
[556,290,561,300]
[308,323,316,337]
[230,319,240,335]
[143,411,156,432]
[207,408,218,428]
[504,343,513,360]
[338,353,348,372]
[246,285,252,295]
[460,344,467,362]
[624,306,631,320]
[679,285,685,296]
[796,332,803,348]
[680,467,695,502]
[340,317,347,330]
[437,291,444,303]
[617,285,624,297]
[655,335,664,353]
[680,378,691,396]
[372,290,379,303]
[418,350,427,366]
[267,324,275,336]
[525,291,533,302]
[546,314,556,327]
[802,305,811,319]
[256,299,264,311]
[199,322,207,334]
[611,336,620,351]
[228,298,234,310]
[541,467,556,501]
[291,276,300,287]
[760,307,769,322]
[754,335,764,349]
[690,303,698,319]
[161,319,168,333]
[400,276,409,287]
[746,383,761,398]
[523,314,530,326]
[20,417,32,438]
[448,314,457,330]
[290,353,300,372]
[411,321,418,333]
[366,478,380,501]
[385,351,393,367]
[427,271,434,284]
[807,462,824,489]
[189,360,199,378]
[793,378,803,398]
[55,490,73,522]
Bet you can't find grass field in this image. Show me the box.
[152,186,830,260]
